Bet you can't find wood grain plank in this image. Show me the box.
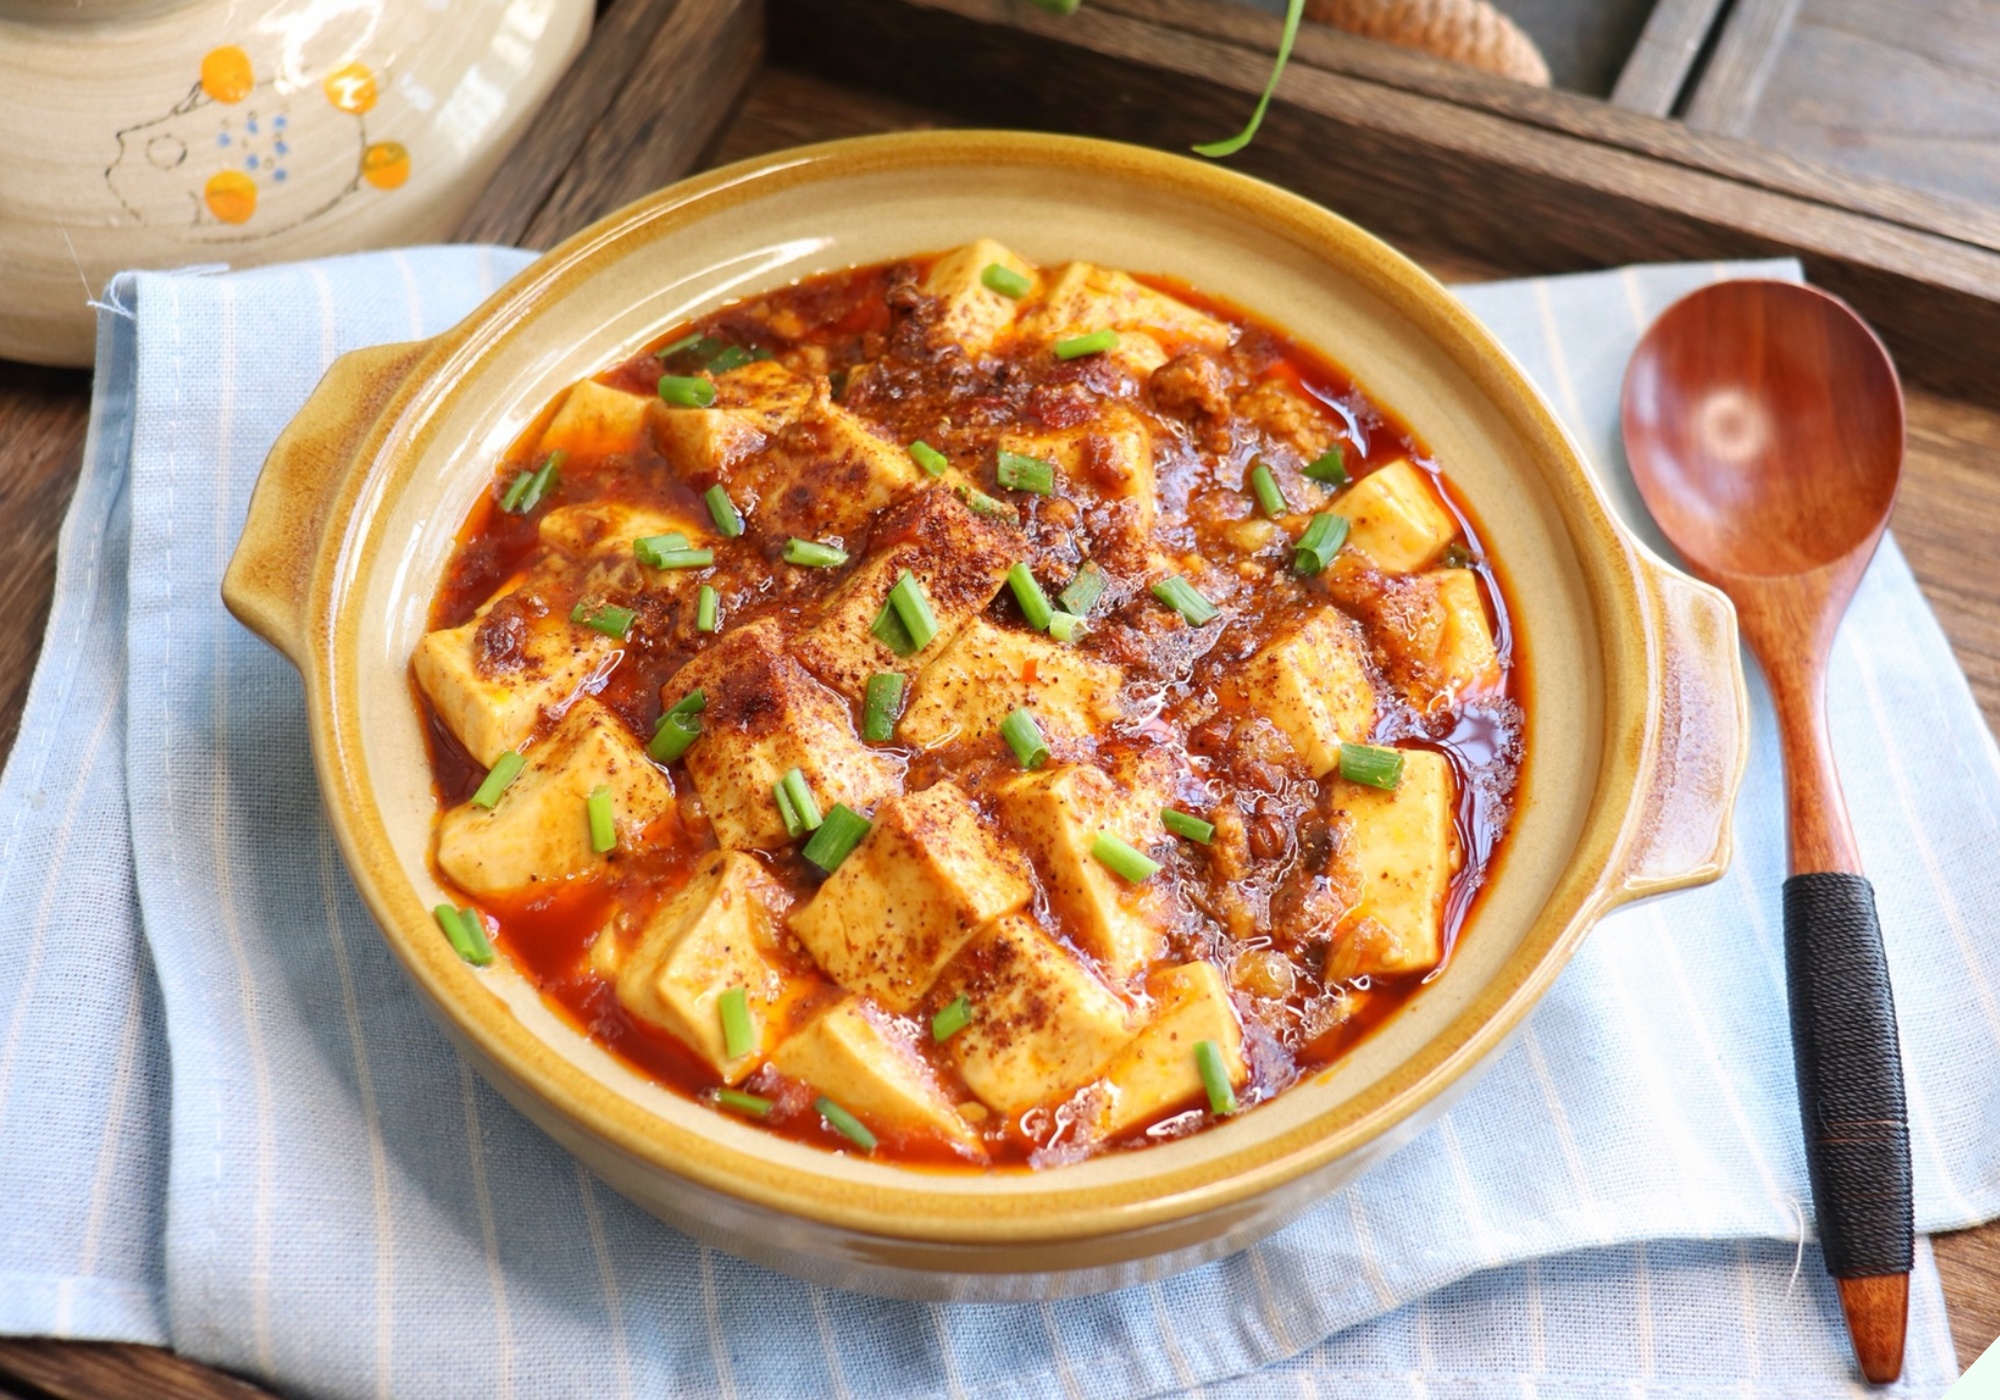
[1607,0,1729,115]
[0,363,90,762]
[1682,0,1805,136]
[1934,1225,2000,1370]
[0,1342,271,1400]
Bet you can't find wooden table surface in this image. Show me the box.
[0,46,1994,1400]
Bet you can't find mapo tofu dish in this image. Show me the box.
[416,241,1523,1168]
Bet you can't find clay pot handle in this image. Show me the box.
[1605,556,1751,906]
[222,341,428,668]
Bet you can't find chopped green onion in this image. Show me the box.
[1338,742,1405,791]
[470,751,525,810]
[1029,0,1081,12]
[777,767,823,837]
[1054,328,1120,360]
[1195,1039,1239,1115]
[706,344,754,374]
[1007,562,1054,631]
[958,486,1015,519]
[1304,444,1349,486]
[715,1087,772,1117]
[1151,574,1219,626]
[571,601,637,640]
[1293,512,1350,575]
[1442,542,1474,569]
[887,571,940,651]
[433,904,494,966]
[1192,0,1304,159]
[1092,832,1161,883]
[996,450,1056,496]
[659,375,716,408]
[909,440,949,476]
[635,537,713,570]
[1060,562,1106,616]
[666,689,708,720]
[815,1095,877,1152]
[696,584,719,632]
[862,672,906,742]
[587,784,616,854]
[870,594,917,656]
[505,451,564,515]
[981,262,1032,299]
[999,708,1050,770]
[784,537,849,568]
[752,346,775,362]
[499,469,533,513]
[649,699,703,764]
[801,803,871,873]
[1162,807,1216,844]
[932,994,972,1042]
[1249,461,1289,518]
[704,484,744,538]
[775,779,805,838]
[655,330,704,359]
[1047,610,1086,643]
[719,987,755,1060]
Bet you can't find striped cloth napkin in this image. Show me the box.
[0,246,1992,1398]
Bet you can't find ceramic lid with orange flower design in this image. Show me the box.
[0,0,592,366]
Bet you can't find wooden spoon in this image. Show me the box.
[1621,280,1913,1385]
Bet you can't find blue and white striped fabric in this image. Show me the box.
[0,247,1991,1397]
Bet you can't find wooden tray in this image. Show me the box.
[0,0,1993,1391]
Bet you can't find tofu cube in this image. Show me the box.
[436,698,675,897]
[936,914,1134,1115]
[771,997,983,1157]
[668,618,899,850]
[745,389,927,543]
[1020,262,1231,377]
[1339,461,1459,573]
[539,501,707,560]
[652,359,815,483]
[996,404,1155,525]
[1430,569,1501,697]
[1091,962,1247,1138]
[614,851,795,1083]
[993,763,1169,980]
[414,584,617,768]
[1324,749,1458,981]
[899,618,1125,749]
[789,782,1032,1011]
[1235,376,1338,465]
[1232,606,1377,777]
[538,379,656,459]
[921,239,1038,356]
[793,485,1014,698]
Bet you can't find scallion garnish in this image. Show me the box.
[571,601,637,640]
[784,537,849,568]
[706,344,753,374]
[1249,461,1289,518]
[815,1095,878,1152]
[1442,542,1474,569]
[1054,329,1119,360]
[666,689,708,720]
[499,470,533,513]
[981,262,1032,299]
[1047,610,1086,643]
[870,594,917,656]
[1195,1039,1239,1115]
[956,484,1016,520]
[696,584,719,632]
[1304,445,1349,486]
[1092,832,1161,883]
[719,986,755,1060]
[470,751,525,810]
[996,450,1056,496]
[704,484,744,538]
[659,375,716,408]
[1293,512,1349,575]
[802,803,871,873]
[775,767,823,838]
[1162,807,1216,844]
[1007,562,1054,631]
[1338,742,1405,791]
[909,440,949,476]
[932,994,972,1042]
[635,536,713,570]
[1060,562,1106,617]
[505,451,564,515]
[655,330,704,360]
[862,672,906,742]
[715,1087,772,1117]
[999,708,1050,770]
[1191,0,1304,159]
[433,904,495,966]
[586,784,616,854]
[887,571,939,651]
[1151,574,1219,626]
[649,691,705,763]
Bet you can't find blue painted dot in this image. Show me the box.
[273,114,287,128]
[274,140,289,156]
[246,154,259,170]
[246,117,259,134]
[217,132,231,147]
[273,168,287,182]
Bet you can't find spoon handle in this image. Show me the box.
[1782,872,1912,1382]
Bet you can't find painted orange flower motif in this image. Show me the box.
[199,46,254,104]
[203,169,258,223]
[323,61,379,115]
[361,141,410,190]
